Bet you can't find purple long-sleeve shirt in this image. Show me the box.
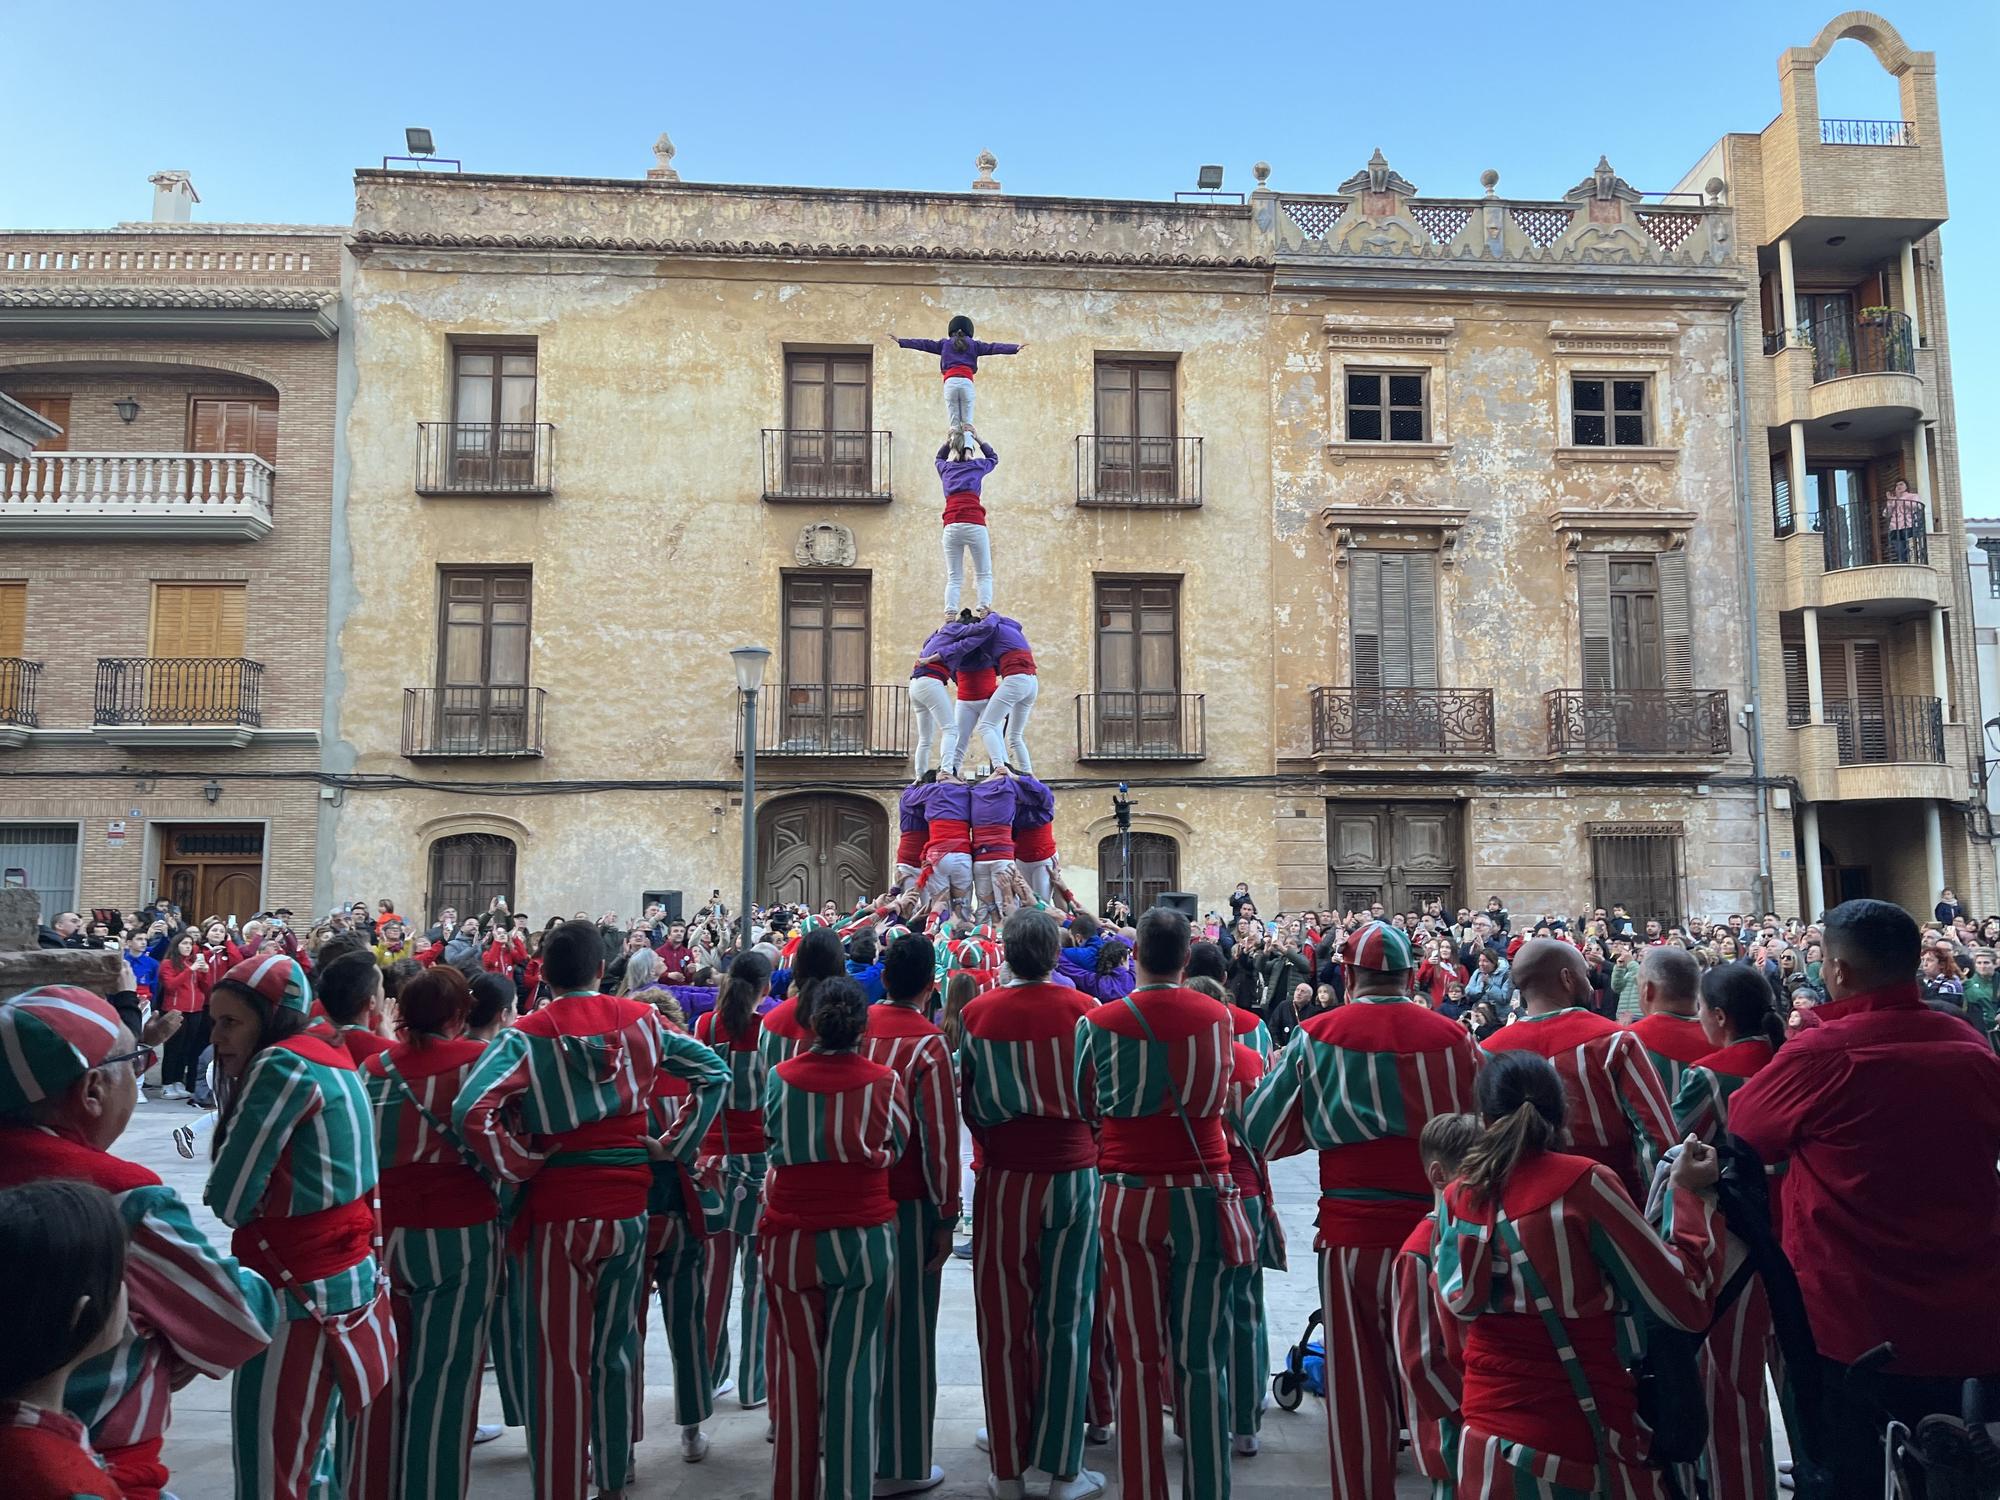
[914,779,975,830]
[895,336,1022,378]
[968,777,1019,832]
[914,618,984,680]
[936,441,998,524]
[1010,773,1055,832]
[898,782,928,835]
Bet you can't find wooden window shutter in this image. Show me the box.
[151,584,246,659]
[1782,640,1808,722]
[1655,550,1694,691]
[1771,458,1793,531]
[1851,640,1884,705]
[0,583,24,658]
[1577,552,1614,692]
[1380,555,1411,687]
[1406,552,1439,688]
[1349,553,1382,690]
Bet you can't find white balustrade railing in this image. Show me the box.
[0,452,275,520]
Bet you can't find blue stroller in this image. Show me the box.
[1270,1307,1326,1410]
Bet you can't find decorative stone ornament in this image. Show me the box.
[648,133,680,182]
[795,522,856,567]
[972,150,1001,193]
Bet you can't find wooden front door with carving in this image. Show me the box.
[1326,800,1461,916]
[158,823,265,920]
[757,795,885,912]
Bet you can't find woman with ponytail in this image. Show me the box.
[1670,964,1789,1500]
[1433,1051,1724,1500]
[692,951,775,1413]
[761,925,847,1073]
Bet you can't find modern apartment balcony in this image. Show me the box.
[1766,312,1929,434]
[760,430,892,503]
[1544,689,1732,763]
[1075,692,1207,762]
[1791,698,1969,805]
[736,683,910,759]
[1773,500,1940,616]
[1307,687,1494,771]
[1076,435,1202,509]
[93,657,263,747]
[416,423,554,497]
[402,686,546,758]
[0,658,39,747]
[0,453,275,538]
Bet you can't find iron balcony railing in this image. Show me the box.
[1076,435,1203,508]
[1821,695,1946,766]
[416,423,554,496]
[0,658,40,728]
[1076,692,1207,760]
[1819,118,1916,147]
[1761,328,1787,357]
[1816,501,1928,570]
[1545,689,1731,757]
[402,686,546,757]
[94,658,262,727]
[760,429,892,501]
[1807,310,1915,384]
[1309,687,1495,756]
[738,682,910,757]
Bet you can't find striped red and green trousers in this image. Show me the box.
[763,1222,895,1500]
[351,1222,502,1500]
[1225,1195,1274,1441]
[972,1165,1100,1484]
[1100,1175,1233,1500]
[649,1211,714,1428]
[878,1197,945,1486]
[523,1214,649,1500]
[1703,1277,1778,1500]
[1321,1242,1404,1500]
[701,1151,769,1408]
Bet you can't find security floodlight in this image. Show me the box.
[406,128,436,157]
[1197,165,1224,190]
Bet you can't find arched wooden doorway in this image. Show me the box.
[1098,831,1180,915]
[428,832,517,918]
[758,794,886,912]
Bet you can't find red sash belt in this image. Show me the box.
[700,1107,768,1157]
[972,823,1015,860]
[924,819,972,858]
[1012,825,1056,861]
[895,830,924,866]
[888,1143,929,1202]
[982,1116,1096,1173]
[913,661,949,683]
[957,668,996,702]
[1462,1310,1632,1464]
[378,1163,497,1231]
[233,1197,375,1285]
[1098,1113,1227,1176]
[998,649,1036,677]
[1229,1142,1266,1198]
[1316,1138,1430,1247]
[524,1117,651,1226]
[942,365,975,382]
[761,1162,894,1232]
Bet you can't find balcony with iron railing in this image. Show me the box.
[0,658,40,745]
[93,657,263,747]
[1789,693,1967,804]
[736,683,910,758]
[760,430,892,503]
[1772,497,1940,615]
[416,423,554,496]
[1544,689,1732,760]
[1075,435,1203,509]
[1075,692,1207,761]
[402,686,546,758]
[1818,118,1916,148]
[0,452,275,539]
[1308,687,1494,762]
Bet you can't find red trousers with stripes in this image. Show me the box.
[1321,1244,1402,1500]
[1704,1277,1778,1500]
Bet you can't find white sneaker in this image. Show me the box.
[172,1124,197,1159]
[712,1376,735,1401]
[680,1425,708,1463]
[987,1478,1026,1500]
[161,1084,188,1100]
[975,1428,990,1452]
[1232,1433,1260,1457]
[872,1469,944,1497]
[1084,1424,1112,1445]
[1048,1471,1108,1500]
[471,1424,503,1445]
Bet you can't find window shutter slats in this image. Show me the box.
[1407,551,1439,688]
[1783,640,1808,722]
[1577,552,1614,692]
[1379,556,1411,688]
[1655,550,1694,692]
[1350,553,1382,691]
[0,583,25,658]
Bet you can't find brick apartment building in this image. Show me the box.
[0,174,341,921]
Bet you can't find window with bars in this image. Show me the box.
[1346,369,1429,442]
[1588,823,1684,927]
[1571,376,1650,447]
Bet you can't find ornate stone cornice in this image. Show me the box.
[1547,505,1699,565]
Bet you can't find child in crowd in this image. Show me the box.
[890,315,1024,448]
[1394,1113,1481,1500]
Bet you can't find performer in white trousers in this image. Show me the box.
[1010,772,1061,903]
[912,776,975,911]
[909,617,982,779]
[894,776,933,890]
[968,770,1019,919]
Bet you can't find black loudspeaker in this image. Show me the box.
[641,890,683,922]
[1154,891,1199,920]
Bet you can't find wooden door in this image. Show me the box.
[188,398,278,463]
[148,583,247,720]
[1096,831,1179,915]
[437,570,531,752]
[757,795,885,911]
[158,825,265,922]
[1819,639,1886,761]
[785,355,871,493]
[428,833,517,918]
[1327,800,1460,915]
[1094,362,1176,501]
[781,574,869,751]
[451,347,539,486]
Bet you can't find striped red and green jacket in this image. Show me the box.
[1627,1012,1715,1104]
[1241,996,1480,1248]
[758,995,814,1073]
[694,1008,769,1156]
[959,980,1097,1174]
[1670,1036,1776,1142]
[1481,1007,1675,1200]
[1074,984,1234,1178]
[1393,1213,1460,1487]
[761,1049,911,1233]
[861,1003,963,1217]
[205,1032,383,1318]
[1228,1003,1273,1061]
[0,1128,276,1469]
[362,1037,504,1231]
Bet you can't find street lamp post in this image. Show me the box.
[731,646,771,953]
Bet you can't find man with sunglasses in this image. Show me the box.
[0,985,277,1500]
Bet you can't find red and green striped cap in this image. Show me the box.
[1341,919,1414,973]
[0,986,125,1110]
[221,954,313,1015]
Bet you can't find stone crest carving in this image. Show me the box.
[795,522,856,567]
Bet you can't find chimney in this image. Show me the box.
[148,171,199,224]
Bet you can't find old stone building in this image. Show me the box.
[0,177,341,920]
[1675,10,1992,916]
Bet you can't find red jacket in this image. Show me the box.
[156,958,209,1014]
[1730,981,2000,1374]
[482,933,527,974]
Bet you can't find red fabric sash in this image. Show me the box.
[941,365,975,382]
[913,660,949,683]
[761,1162,894,1232]
[972,823,1015,859]
[998,649,1036,676]
[1317,1137,1430,1246]
[983,1116,1096,1172]
[924,819,972,857]
[1462,1309,1633,1464]
[701,1107,768,1157]
[895,829,924,866]
[1013,825,1056,861]
[956,667,996,702]
[378,1163,497,1230]
[888,1143,929,1202]
[233,1197,375,1285]
[522,1117,651,1226]
[1098,1113,1226,1176]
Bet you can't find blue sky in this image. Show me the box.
[3,0,1992,502]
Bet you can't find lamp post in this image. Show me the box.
[731,646,771,952]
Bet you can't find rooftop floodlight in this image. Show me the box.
[1196,165,1224,190]
[406,127,436,157]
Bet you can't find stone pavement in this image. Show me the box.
[121,1090,1433,1497]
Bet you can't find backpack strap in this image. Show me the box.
[1493,1211,1615,1479]
[1118,995,1226,1196]
[377,1053,499,1190]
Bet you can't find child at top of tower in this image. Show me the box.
[890,314,1025,448]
